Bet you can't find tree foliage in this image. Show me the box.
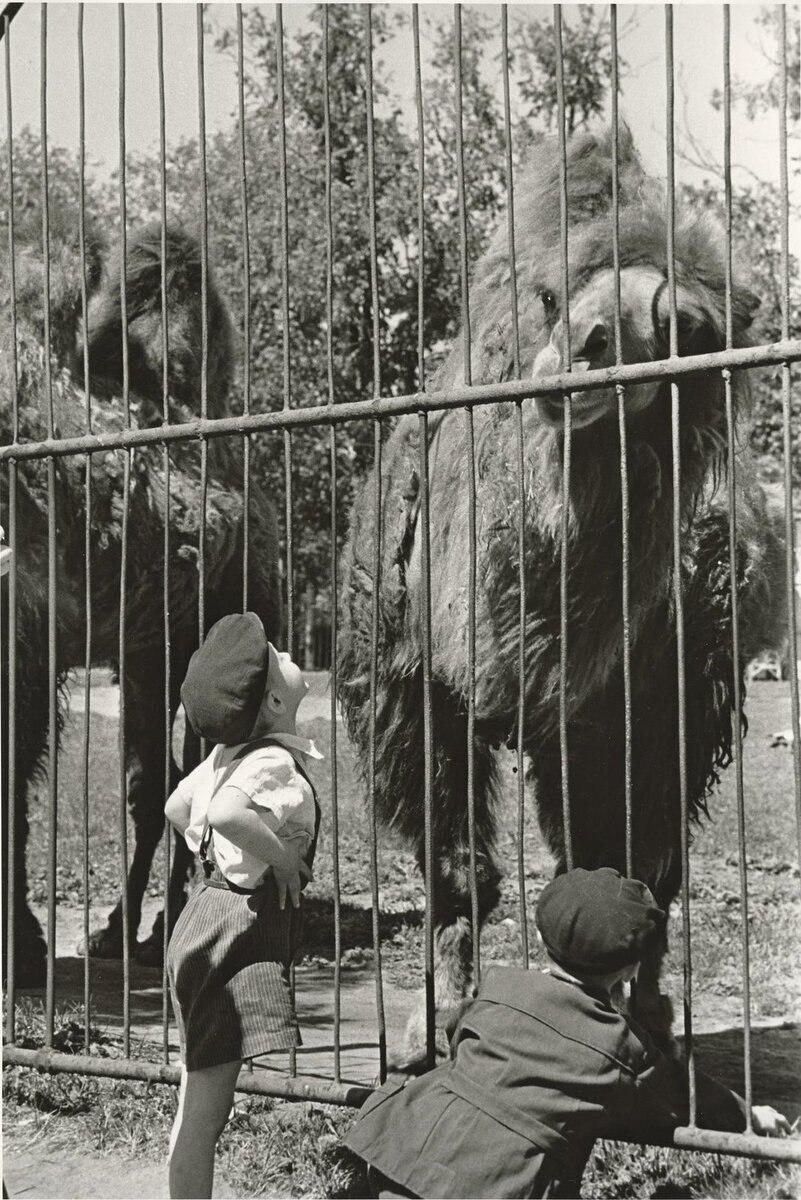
[512,5,623,141]
[684,6,800,482]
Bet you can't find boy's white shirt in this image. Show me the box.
[178,732,322,889]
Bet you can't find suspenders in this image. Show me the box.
[198,737,321,894]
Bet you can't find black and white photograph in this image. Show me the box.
[1,1,800,1197]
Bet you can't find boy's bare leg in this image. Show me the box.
[168,1059,242,1199]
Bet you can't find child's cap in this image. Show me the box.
[181,612,269,745]
[535,867,666,975]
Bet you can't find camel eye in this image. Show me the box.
[540,290,557,315]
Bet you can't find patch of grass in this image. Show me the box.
[583,1141,801,1199]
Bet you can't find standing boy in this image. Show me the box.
[164,613,321,1199]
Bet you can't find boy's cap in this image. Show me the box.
[536,867,666,975]
[181,612,269,745]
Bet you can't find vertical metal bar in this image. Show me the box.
[274,2,299,1077]
[777,6,801,866]
[413,2,436,1067]
[722,4,753,1129]
[665,3,695,1125]
[554,4,573,870]
[276,4,294,656]
[611,7,634,881]
[237,4,251,611]
[196,3,208,662]
[454,2,481,993]
[77,1,94,1051]
[502,4,529,968]
[364,2,387,1082]
[40,2,60,1048]
[117,1,132,1059]
[4,7,18,1042]
[156,0,172,1064]
[322,3,342,1084]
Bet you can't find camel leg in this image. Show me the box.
[631,856,682,1058]
[393,690,501,1072]
[82,646,188,962]
[2,594,53,988]
[136,717,199,966]
[528,700,684,1056]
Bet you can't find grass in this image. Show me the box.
[7,677,801,1196]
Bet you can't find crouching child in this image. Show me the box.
[345,867,791,1198]
[164,613,322,1199]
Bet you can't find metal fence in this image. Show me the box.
[2,0,801,1168]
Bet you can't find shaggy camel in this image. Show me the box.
[1,210,281,985]
[338,127,785,1068]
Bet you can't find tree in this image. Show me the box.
[682,6,800,481]
[512,5,626,142]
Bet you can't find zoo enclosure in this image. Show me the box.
[2,0,801,1167]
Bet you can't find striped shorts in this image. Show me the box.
[167,870,303,1071]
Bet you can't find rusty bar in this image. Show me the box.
[2,1046,372,1107]
[665,2,695,1124]
[5,1042,801,1162]
[454,2,481,993]
[611,5,634,879]
[777,8,801,866]
[4,5,18,1040]
[237,3,251,610]
[670,1127,801,1162]
[3,343,801,464]
[554,3,573,870]
[364,2,387,1081]
[721,3,752,1127]
[502,3,529,966]
[156,0,172,1062]
[77,1,94,1049]
[40,2,60,1047]
[413,2,436,1065]
[116,2,132,1057]
[276,3,295,662]
[322,2,342,1083]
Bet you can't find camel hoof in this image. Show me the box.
[78,926,124,960]
[392,1009,452,1076]
[135,937,164,968]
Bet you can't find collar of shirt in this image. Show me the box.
[264,730,324,761]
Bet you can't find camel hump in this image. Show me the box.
[83,223,234,416]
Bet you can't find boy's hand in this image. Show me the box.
[751,1105,792,1137]
[273,841,313,910]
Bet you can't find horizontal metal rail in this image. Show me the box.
[5,1046,801,1163]
[2,338,800,463]
[2,1045,371,1106]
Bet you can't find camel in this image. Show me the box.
[1,208,281,986]
[338,126,785,1068]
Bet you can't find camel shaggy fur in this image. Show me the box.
[338,126,785,1067]
[1,210,281,985]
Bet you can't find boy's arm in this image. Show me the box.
[207,786,312,907]
[625,1054,790,1138]
[164,782,193,837]
[164,755,211,839]
[615,1031,748,1134]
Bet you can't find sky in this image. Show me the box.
[0,3,795,223]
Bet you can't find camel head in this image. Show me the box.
[530,262,757,432]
